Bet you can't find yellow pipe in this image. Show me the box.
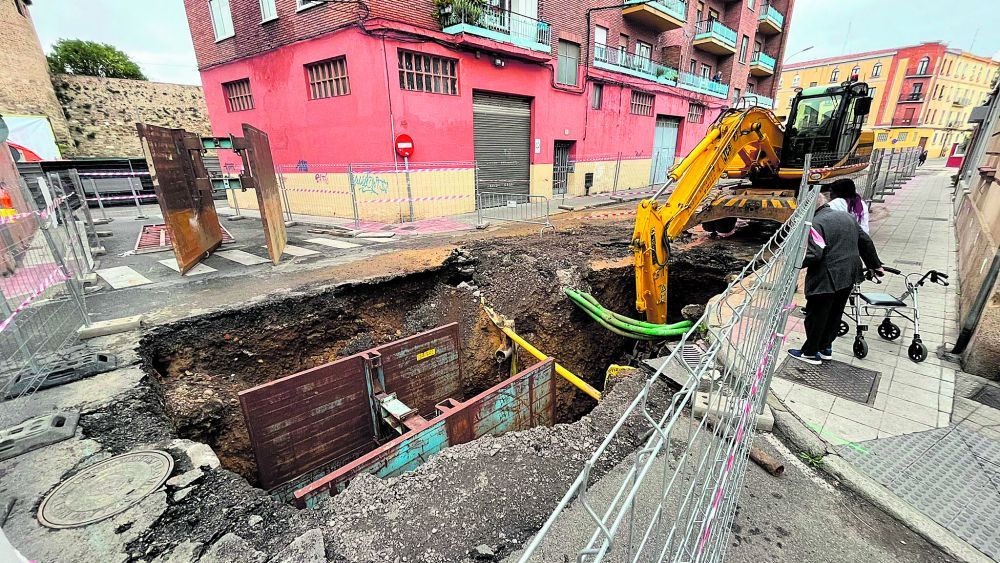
[499,326,602,401]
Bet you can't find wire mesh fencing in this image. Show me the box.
[0,174,91,428]
[519,176,820,563]
[476,191,554,232]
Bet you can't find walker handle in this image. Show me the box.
[881,266,901,275]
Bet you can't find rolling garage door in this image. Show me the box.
[473,92,531,197]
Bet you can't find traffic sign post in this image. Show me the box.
[395,135,415,222]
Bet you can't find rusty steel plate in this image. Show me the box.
[137,124,223,274]
[241,124,286,264]
[38,449,173,529]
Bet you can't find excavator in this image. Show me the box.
[567,80,875,338]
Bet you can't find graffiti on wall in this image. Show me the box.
[353,171,389,195]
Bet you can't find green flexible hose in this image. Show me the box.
[574,291,693,330]
[564,288,693,339]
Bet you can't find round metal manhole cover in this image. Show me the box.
[38,449,174,529]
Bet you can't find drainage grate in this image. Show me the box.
[775,359,881,404]
[135,223,234,254]
[679,343,707,369]
[970,385,1000,410]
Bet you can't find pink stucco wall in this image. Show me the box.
[200,27,723,169]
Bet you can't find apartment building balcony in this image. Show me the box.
[440,5,551,53]
[749,51,776,77]
[738,92,774,108]
[594,44,678,85]
[678,70,729,98]
[692,19,737,55]
[621,0,686,33]
[891,117,915,126]
[757,3,784,35]
[897,93,924,103]
[953,97,971,107]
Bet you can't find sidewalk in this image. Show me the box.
[769,165,1000,561]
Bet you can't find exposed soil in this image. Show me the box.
[140,220,760,488]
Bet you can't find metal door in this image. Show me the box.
[650,116,680,185]
[553,141,572,196]
[473,92,531,200]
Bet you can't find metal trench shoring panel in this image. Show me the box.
[240,124,286,264]
[136,123,223,274]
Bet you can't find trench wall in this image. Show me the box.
[293,359,557,508]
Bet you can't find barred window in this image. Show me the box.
[306,57,350,99]
[876,132,888,142]
[630,91,654,116]
[223,79,254,112]
[398,50,458,95]
[687,103,705,123]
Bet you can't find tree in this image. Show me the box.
[47,39,147,80]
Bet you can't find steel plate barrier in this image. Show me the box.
[476,191,553,232]
[519,177,820,562]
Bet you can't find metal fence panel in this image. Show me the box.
[476,191,553,231]
[519,166,820,562]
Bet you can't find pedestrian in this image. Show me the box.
[712,71,723,83]
[827,178,870,233]
[788,191,884,365]
[918,149,928,166]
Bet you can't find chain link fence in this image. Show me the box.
[0,168,92,428]
[519,169,820,562]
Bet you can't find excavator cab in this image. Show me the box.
[781,81,872,169]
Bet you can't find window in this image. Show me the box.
[259,0,277,21]
[14,0,26,16]
[688,103,706,123]
[790,95,842,138]
[708,8,719,20]
[830,68,840,83]
[809,81,818,87]
[223,79,254,112]
[619,34,629,59]
[689,59,697,74]
[739,35,749,63]
[696,1,704,22]
[398,50,458,94]
[792,74,800,87]
[897,132,908,141]
[297,0,322,10]
[753,40,762,57]
[876,132,889,142]
[635,40,652,61]
[916,56,930,75]
[747,0,755,9]
[911,82,923,97]
[933,132,940,144]
[700,64,711,79]
[592,83,603,109]
[630,91,654,116]
[595,26,608,47]
[557,40,580,86]
[871,62,882,78]
[306,57,350,99]
[208,0,235,41]
[851,65,861,79]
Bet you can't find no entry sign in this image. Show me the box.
[395,134,414,158]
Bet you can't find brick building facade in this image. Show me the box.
[183,0,795,220]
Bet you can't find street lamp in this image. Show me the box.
[784,46,814,63]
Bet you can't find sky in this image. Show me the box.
[27,0,1000,86]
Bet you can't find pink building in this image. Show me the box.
[183,0,794,219]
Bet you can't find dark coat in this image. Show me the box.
[802,204,882,296]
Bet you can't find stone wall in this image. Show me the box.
[52,74,211,157]
[0,0,73,154]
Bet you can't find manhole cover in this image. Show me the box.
[970,385,1000,410]
[38,449,173,529]
[775,359,881,404]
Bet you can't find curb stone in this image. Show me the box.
[770,396,993,563]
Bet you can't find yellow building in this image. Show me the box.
[775,42,999,157]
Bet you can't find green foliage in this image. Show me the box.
[434,0,485,25]
[798,452,824,468]
[47,39,146,80]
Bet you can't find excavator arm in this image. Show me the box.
[632,107,785,324]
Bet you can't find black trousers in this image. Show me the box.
[802,286,853,356]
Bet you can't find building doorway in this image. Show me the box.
[553,141,573,196]
[473,92,532,200]
[651,116,680,185]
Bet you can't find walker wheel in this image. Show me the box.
[853,337,868,359]
[838,320,850,337]
[908,341,927,363]
[877,320,901,341]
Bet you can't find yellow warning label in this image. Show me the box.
[417,348,437,361]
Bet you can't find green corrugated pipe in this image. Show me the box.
[564,288,693,339]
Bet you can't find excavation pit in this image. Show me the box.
[139,225,754,505]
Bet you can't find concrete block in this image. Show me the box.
[96,230,114,238]
[693,391,774,433]
[284,221,298,227]
[226,215,247,221]
[275,529,325,563]
[76,315,143,339]
[80,273,98,286]
[90,246,107,256]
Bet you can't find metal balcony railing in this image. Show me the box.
[898,92,925,102]
[693,18,737,47]
[440,5,551,49]
[891,117,914,126]
[759,2,785,29]
[750,51,776,70]
[953,97,971,107]
[739,92,774,108]
[594,44,678,84]
[678,70,729,98]
[623,0,687,22]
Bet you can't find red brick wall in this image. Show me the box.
[887,43,946,126]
